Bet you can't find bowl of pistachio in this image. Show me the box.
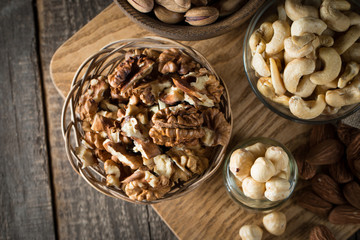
[114,0,266,40]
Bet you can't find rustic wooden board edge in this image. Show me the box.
[49,3,116,99]
[151,206,181,239]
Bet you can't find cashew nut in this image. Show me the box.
[229,149,255,181]
[291,17,327,36]
[326,78,360,107]
[283,58,315,93]
[342,43,360,63]
[252,52,270,77]
[291,33,316,47]
[307,35,334,59]
[324,79,338,89]
[289,94,326,119]
[320,0,351,32]
[349,12,360,26]
[245,142,267,159]
[284,0,319,21]
[249,22,274,54]
[242,177,266,199]
[310,48,341,85]
[322,105,341,115]
[251,157,276,182]
[334,25,360,54]
[294,75,317,98]
[264,177,291,201]
[284,37,314,58]
[338,62,360,88]
[265,146,289,174]
[239,225,263,240]
[266,20,291,55]
[263,212,287,236]
[269,58,286,95]
[312,35,335,49]
[257,77,290,107]
[284,51,296,66]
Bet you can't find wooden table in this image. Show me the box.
[0,0,359,239]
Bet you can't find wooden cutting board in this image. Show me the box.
[50,3,360,239]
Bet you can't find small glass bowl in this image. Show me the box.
[243,0,360,124]
[223,137,298,212]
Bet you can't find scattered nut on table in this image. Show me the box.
[74,47,231,201]
[229,142,292,201]
[239,225,263,240]
[249,0,360,119]
[262,211,287,236]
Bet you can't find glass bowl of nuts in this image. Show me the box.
[114,0,266,40]
[61,36,232,204]
[243,0,360,124]
[223,137,298,212]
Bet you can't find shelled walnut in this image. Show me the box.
[74,47,230,201]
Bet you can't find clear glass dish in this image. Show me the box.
[223,137,298,212]
[243,0,360,124]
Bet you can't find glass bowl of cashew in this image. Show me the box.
[223,137,298,212]
[243,0,360,123]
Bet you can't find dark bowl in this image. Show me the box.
[114,0,266,41]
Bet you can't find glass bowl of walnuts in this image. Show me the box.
[61,36,232,204]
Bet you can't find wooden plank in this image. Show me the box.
[36,0,176,239]
[0,0,55,239]
[49,3,360,240]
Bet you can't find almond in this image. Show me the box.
[310,124,337,146]
[311,174,346,205]
[294,145,317,180]
[343,181,360,209]
[309,225,336,240]
[337,122,360,146]
[329,158,353,184]
[306,139,344,165]
[347,133,360,180]
[297,190,333,217]
[329,205,360,224]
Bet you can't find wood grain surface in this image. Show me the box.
[37,0,176,239]
[49,3,360,240]
[0,0,55,239]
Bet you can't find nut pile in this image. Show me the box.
[239,211,287,240]
[126,0,246,26]
[229,142,291,201]
[75,48,231,201]
[250,0,360,119]
[296,123,360,224]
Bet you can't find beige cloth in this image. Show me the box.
[343,110,360,129]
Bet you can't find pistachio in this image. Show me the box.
[185,7,219,26]
[154,5,184,24]
[156,0,190,13]
[213,0,246,17]
[127,0,154,13]
[174,0,191,9]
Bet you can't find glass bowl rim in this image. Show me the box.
[223,137,298,211]
[243,0,360,124]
